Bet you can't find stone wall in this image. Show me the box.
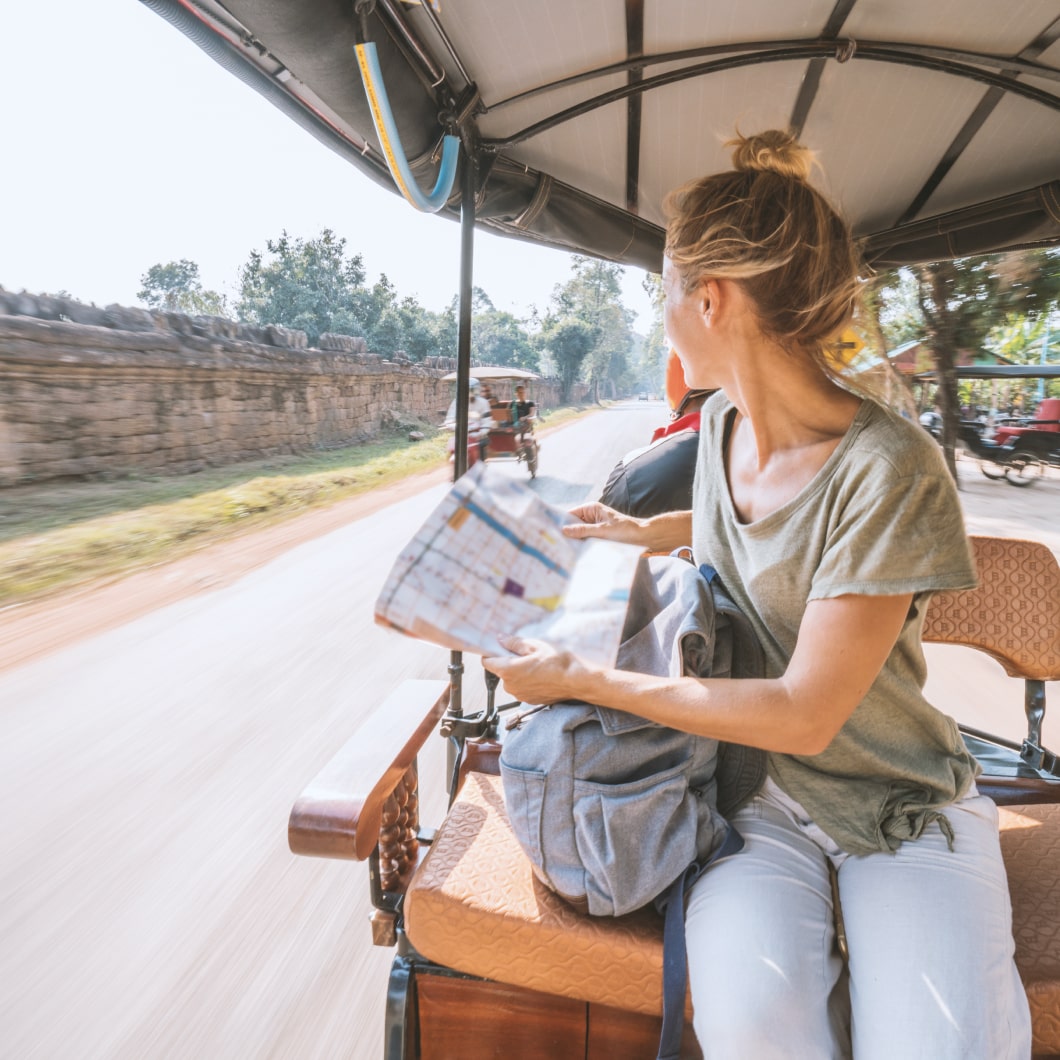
[0,292,566,487]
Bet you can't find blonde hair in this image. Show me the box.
[664,129,862,383]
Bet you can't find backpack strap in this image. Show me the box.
[654,822,745,1060]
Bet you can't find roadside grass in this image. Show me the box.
[0,404,591,606]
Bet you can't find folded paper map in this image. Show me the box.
[374,463,643,667]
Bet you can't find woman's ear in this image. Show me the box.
[699,278,720,325]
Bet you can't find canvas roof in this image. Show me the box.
[143,0,1060,270]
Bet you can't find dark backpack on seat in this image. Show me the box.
[499,553,765,1060]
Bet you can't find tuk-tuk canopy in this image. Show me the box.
[144,0,1060,269]
[440,367,539,383]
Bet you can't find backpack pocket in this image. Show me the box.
[571,757,698,917]
[498,760,547,870]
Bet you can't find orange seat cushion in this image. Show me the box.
[999,803,1060,1056]
[405,772,673,1017]
[405,773,1060,1051]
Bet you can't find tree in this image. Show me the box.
[870,268,923,350]
[236,229,368,344]
[988,312,1053,365]
[370,306,406,356]
[541,318,597,402]
[474,309,538,371]
[637,272,668,396]
[471,286,495,314]
[549,257,634,400]
[138,260,226,316]
[395,297,444,361]
[913,250,1060,477]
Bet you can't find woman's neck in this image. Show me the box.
[720,340,863,523]
[723,342,861,468]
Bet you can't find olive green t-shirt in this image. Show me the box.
[692,393,979,855]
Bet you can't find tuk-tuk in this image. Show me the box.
[440,367,540,478]
[145,1,1060,1055]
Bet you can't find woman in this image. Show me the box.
[484,130,1029,1058]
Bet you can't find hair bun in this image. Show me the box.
[726,130,814,182]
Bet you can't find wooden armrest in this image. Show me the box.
[288,679,449,861]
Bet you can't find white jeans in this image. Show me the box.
[685,779,1031,1059]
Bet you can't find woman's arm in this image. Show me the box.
[562,503,694,553]
[485,591,913,755]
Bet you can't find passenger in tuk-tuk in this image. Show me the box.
[485,130,1029,1058]
[445,377,493,459]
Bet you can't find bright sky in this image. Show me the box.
[3,0,655,331]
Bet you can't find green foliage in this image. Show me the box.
[391,297,441,361]
[434,304,458,359]
[546,257,635,399]
[471,286,495,314]
[236,238,462,360]
[916,254,1055,349]
[141,236,662,378]
[637,272,668,395]
[236,229,369,345]
[870,268,923,350]
[911,249,1060,476]
[541,317,597,402]
[870,252,1060,356]
[138,260,227,316]
[987,312,1053,364]
[474,309,538,371]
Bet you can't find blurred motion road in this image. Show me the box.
[1,405,1057,1059]
[0,403,663,1059]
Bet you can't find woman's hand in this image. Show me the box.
[562,502,646,544]
[483,635,594,705]
[563,504,694,555]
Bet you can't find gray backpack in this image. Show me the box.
[498,553,765,1060]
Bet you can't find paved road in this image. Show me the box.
[0,402,662,1060]
[1,405,1055,1060]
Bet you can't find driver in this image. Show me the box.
[512,384,537,437]
[445,378,493,459]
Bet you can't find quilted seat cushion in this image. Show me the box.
[998,803,1060,1056]
[405,772,1060,1049]
[404,771,673,1017]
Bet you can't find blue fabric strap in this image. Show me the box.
[655,823,744,1060]
[698,563,719,585]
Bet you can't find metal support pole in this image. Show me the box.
[445,146,477,793]
[452,148,476,482]
[1038,317,1051,403]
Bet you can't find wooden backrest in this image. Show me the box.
[923,536,1060,682]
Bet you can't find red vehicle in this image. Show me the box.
[919,367,1060,485]
[992,397,1060,446]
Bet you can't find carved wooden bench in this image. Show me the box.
[290,536,1060,1059]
